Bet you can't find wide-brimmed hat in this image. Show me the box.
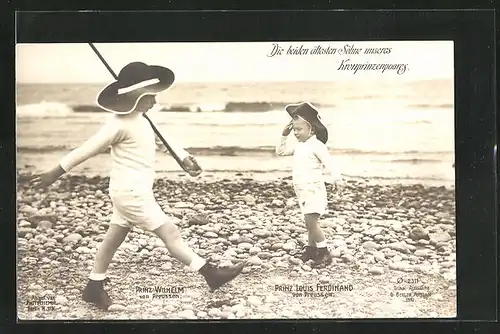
[96,62,175,114]
[285,101,328,144]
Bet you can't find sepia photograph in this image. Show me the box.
[16,41,456,320]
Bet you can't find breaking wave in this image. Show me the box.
[17,101,331,118]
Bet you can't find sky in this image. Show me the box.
[16,41,454,83]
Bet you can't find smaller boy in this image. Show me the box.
[276,102,343,266]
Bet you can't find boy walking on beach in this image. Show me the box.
[30,62,246,310]
[276,102,343,266]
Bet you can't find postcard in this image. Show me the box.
[16,40,456,320]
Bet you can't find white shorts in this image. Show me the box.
[293,182,328,217]
[109,189,171,232]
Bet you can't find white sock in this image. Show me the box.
[316,241,327,248]
[189,255,206,271]
[89,273,106,281]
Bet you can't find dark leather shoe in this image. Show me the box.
[300,246,318,262]
[199,262,246,291]
[82,278,113,311]
[314,248,333,266]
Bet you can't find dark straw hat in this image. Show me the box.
[96,62,175,114]
[285,102,328,144]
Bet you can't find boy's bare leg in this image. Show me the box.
[307,216,321,247]
[304,213,332,266]
[91,224,130,275]
[153,221,202,267]
[307,219,317,247]
[300,213,320,262]
[82,224,130,311]
[305,213,325,244]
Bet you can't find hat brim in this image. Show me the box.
[285,102,328,144]
[96,65,175,114]
[311,119,328,144]
[285,102,303,117]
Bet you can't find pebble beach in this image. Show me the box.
[16,172,457,320]
[16,77,456,320]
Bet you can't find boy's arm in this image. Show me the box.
[60,116,125,172]
[30,117,125,189]
[313,142,342,183]
[275,136,295,156]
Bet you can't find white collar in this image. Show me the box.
[304,134,317,143]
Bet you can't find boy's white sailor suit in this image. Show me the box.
[60,111,188,231]
[276,134,342,216]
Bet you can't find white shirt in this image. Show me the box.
[276,135,342,185]
[59,112,190,193]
